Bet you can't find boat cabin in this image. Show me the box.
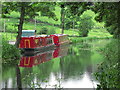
[19,30,70,50]
[19,30,54,49]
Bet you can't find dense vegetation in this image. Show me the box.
[2,38,20,61]
[92,2,120,38]
[95,39,120,88]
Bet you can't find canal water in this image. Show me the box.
[2,39,111,89]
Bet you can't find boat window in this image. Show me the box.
[39,39,43,46]
[22,32,35,37]
[46,38,53,45]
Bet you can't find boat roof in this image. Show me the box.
[54,34,67,36]
[36,35,49,37]
[22,30,36,33]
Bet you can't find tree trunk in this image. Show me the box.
[15,3,25,48]
[16,65,22,90]
[61,5,65,34]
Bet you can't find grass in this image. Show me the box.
[88,28,113,38]
[69,36,112,44]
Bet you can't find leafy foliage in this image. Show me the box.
[78,10,95,37]
[92,2,120,38]
[2,2,57,20]
[95,39,120,88]
[2,38,20,60]
[60,2,88,30]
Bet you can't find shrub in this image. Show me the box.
[2,38,20,60]
[78,10,95,37]
[6,24,17,33]
[94,39,120,88]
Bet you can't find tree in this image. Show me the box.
[92,2,120,38]
[78,10,95,37]
[57,2,89,34]
[2,2,57,48]
[58,2,93,33]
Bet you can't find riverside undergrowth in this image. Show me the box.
[2,38,20,63]
[94,39,120,89]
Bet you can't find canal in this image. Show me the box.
[2,39,111,88]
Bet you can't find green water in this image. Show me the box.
[2,39,112,88]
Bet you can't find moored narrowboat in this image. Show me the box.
[19,30,70,51]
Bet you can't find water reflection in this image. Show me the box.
[2,40,110,89]
[19,46,69,68]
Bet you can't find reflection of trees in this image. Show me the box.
[21,60,54,88]
[21,67,33,87]
[2,58,54,88]
[2,63,22,89]
[2,63,16,88]
[60,43,92,80]
[95,40,120,88]
[36,61,54,81]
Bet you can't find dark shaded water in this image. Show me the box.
[1,39,111,88]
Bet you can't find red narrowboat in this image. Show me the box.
[19,30,69,51]
[19,46,69,67]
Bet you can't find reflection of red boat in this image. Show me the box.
[19,46,69,67]
[19,30,69,50]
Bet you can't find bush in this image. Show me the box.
[78,10,95,37]
[94,39,120,88]
[6,24,17,33]
[2,38,20,60]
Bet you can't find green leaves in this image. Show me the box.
[78,10,95,37]
[2,2,57,21]
[2,38,20,60]
[92,2,120,38]
[94,39,120,88]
